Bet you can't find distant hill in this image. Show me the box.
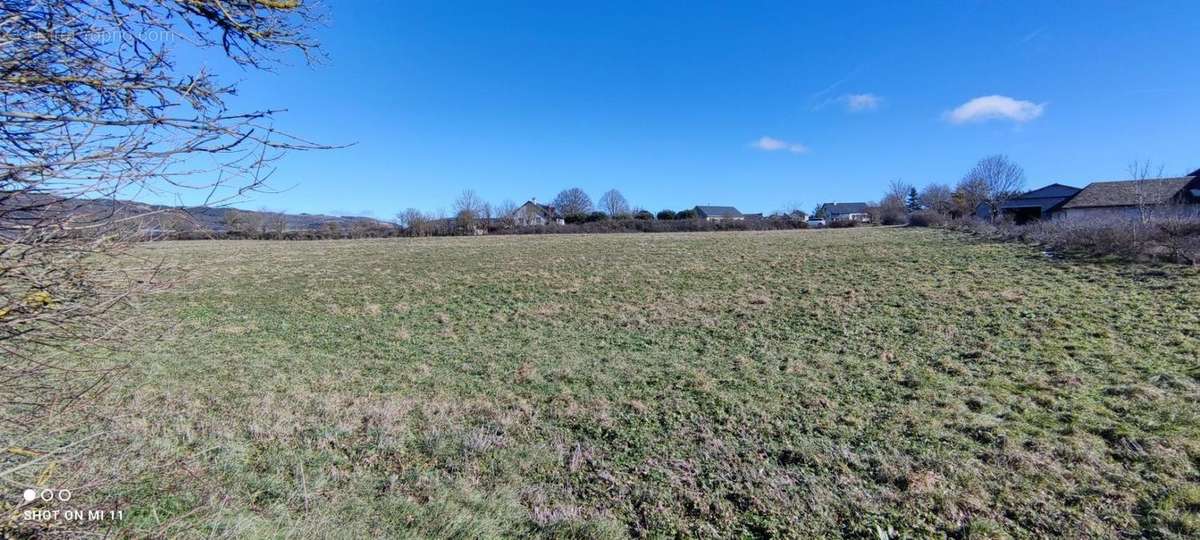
[164,204,395,233]
[1,194,396,235]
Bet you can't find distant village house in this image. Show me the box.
[693,206,744,221]
[1057,173,1200,221]
[974,183,1081,224]
[512,200,565,226]
[818,202,871,223]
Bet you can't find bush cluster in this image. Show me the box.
[943,216,1200,265]
[907,210,948,228]
[161,216,819,240]
[495,217,808,235]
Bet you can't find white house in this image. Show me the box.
[818,202,871,223]
[512,200,565,226]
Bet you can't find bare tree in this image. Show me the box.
[244,212,266,237]
[255,207,285,238]
[1128,160,1166,224]
[953,176,989,217]
[0,0,326,515]
[397,208,429,236]
[481,201,493,223]
[265,213,288,238]
[495,199,517,228]
[599,189,630,218]
[348,219,376,239]
[919,183,954,215]
[161,210,200,237]
[885,179,913,205]
[553,187,593,216]
[962,155,1026,219]
[877,179,912,224]
[453,189,486,233]
[321,221,342,238]
[223,209,263,237]
[432,207,450,235]
[224,209,247,234]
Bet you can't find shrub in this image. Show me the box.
[1169,234,1200,265]
[1025,219,1142,259]
[828,219,857,228]
[634,210,654,220]
[945,215,1200,265]
[879,210,908,226]
[944,217,998,236]
[676,209,697,220]
[656,209,676,220]
[907,211,948,228]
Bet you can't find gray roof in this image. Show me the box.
[516,200,561,218]
[999,183,1081,212]
[694,205,743,218]
[1060,177,1197,209]
[820,202,869,215]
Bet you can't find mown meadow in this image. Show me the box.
[95,228,1199,538]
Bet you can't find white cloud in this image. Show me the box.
[843,93,882,112]
[946,95,1045,124]
[751,136,809,154]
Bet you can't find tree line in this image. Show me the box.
[865,154,1027,226]
[149,154,1033,239]
[391,187,810,237]
[393,155,1031,238]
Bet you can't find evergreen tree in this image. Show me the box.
[906,187,922,212]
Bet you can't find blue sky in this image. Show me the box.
[198,1,1199,217]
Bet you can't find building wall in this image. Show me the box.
[1057,205,1200,222]
[513,203,549,226]
[830,212,870,222]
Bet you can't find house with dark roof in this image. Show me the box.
[693,206,744,221]
[973,183,1081,223]
[818,202,871,223]
[512,200,565,226]
[1057,174,1200,221]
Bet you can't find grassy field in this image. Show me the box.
[96,228,1199,538]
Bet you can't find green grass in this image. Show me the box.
[99,228,1199,538]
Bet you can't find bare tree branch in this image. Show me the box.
[1,2,328,532]
[959,155,1026,220]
